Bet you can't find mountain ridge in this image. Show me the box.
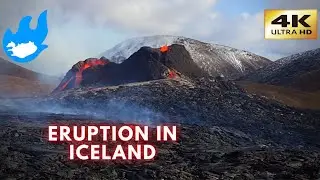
[242,48,320,92]
[100,35,272,79]
[0,57,59,97]
[239,48,320,110]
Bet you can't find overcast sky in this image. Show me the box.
[0,0,319,76]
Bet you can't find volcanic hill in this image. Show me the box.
[53,44,208,92]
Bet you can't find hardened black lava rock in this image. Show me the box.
[45,77,320,151]
[0,117,319,180]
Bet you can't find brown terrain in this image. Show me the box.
[238,81,320,110]
[0,57,58,98]
[290,69,320,92]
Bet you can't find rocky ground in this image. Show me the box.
[0,77,320,179]
[44,78,320,149]
[0,117,319,180]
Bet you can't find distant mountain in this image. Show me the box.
[0,57,41,80]
[0,58,59,97]
[100,35,271,79]
[243,48,320,92]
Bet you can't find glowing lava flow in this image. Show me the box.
[159,45,179,79]
[160,45,169,53]
[74,59,108,86]
[57,58,108,91]
[167,69,175,79]
[59,77,74,91]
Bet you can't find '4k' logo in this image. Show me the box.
[265,9,318,40]
[2,10,49,63]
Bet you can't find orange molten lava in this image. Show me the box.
[75,58,108,86]
[57,58,108,91]
[59,77,74,91]
[167,69,178,79]
[160,45,169,53]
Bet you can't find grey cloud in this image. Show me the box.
[0,0,218,75]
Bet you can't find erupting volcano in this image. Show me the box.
[53,57,109,92]
[74,58,109,86]
[53,44,206,92]
[160,45,169,53]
